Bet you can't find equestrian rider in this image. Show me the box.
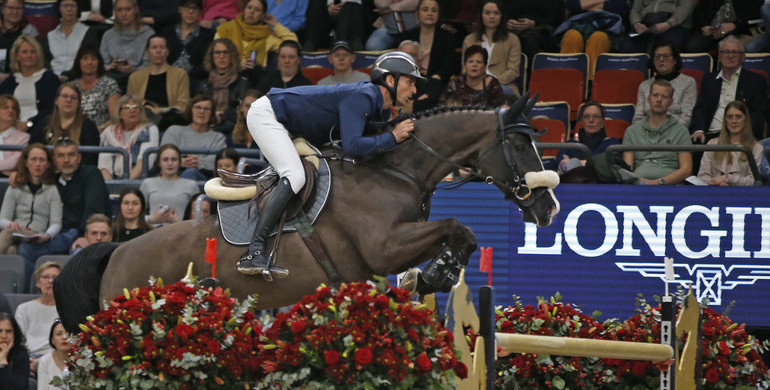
[239,51,426,278]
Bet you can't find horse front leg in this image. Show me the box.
[378,218,477,293]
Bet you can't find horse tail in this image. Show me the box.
[54,242,120,334]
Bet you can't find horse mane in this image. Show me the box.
[369,105,496,134]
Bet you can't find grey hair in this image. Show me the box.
[718,35,744,52]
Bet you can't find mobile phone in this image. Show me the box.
[157,204,169,213]
[249,49,257,63]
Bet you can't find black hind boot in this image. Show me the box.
[238,177,294,279]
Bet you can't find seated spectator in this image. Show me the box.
[686,0,761,53]
[141,144,200,225]
[462,0,521,95]
[506,0,564,65]
[77,0,114,27]
[303,0,372,51]
[45,0,92,78]
[14,261,59,373]
[112,188,153,242]
[633,40,697,128]
[100,0,155,90]
[70,213,112,253]
[215,0,297,77]
[138,0,180,32]
[159,0,215,92]
[184,193,215,220]
[127,34,190,130]
[98,94,160,179]
[691,36,767,143]
[317,41,370,86]
[623,79,693,185]
[215,147,240,173]
[70,44,122,130]
[698,101,763,186]
[200,0,238,29]
[161,95,228,180]
[36,319,70,390]
[555,101,621,177]
[439,45,504,107]
[0,0,39,76]
[256,40,311,94]
[0,144,62,274]
[29,83,100,166]
[557,0,629,79]
[17,138,111,269]
[747,2,770,53]
[200,38,251,133]
[619,0,695,53]
[227,90,260,148]
[0,35,61,130]
[0,312,29,390]
[0,95,30,177]
[366,0,418,51]
[267,0,307,33]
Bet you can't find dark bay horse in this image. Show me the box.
[55,95,560,333]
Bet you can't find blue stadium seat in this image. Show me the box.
[529,101,570,136]
[594,53,649,77]
[603,103,635,123]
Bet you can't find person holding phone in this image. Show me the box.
[100,0,155,90]
[140,144,199,226]
[685,0,760,53]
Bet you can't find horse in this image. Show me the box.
[54,94,560,333]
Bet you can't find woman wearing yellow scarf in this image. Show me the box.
[215,0,297,72]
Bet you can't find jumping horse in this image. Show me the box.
[54,94,560,333]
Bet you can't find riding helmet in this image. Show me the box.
[370,51,427,105]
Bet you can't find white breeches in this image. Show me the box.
[247,96,305,194]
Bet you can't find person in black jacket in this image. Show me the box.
[255,40,311,95]
[0,312,29,390]
[160,0,215,93]
[685,0,762,53]
[506,0,565,66]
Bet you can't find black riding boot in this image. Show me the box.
[238,178,294,278]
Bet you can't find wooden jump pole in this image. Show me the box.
[496,333,674,361]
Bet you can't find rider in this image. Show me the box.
[239,51,426,278]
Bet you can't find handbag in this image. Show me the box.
[711,0,737,26]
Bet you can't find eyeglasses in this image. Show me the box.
[719,50,744,57]
[654,53,673,60]
[122,104,140,110]
[192,105,212,111]
[58,93,78,101]
[213,50,229,57]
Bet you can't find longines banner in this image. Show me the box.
[428,183,770,327]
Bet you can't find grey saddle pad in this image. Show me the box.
[217,156,331,245]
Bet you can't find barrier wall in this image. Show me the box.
[428,183,770,326]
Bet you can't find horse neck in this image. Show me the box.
[381,109,498,190]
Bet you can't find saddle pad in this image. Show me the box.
[217,156,331,245]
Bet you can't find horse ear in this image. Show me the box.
[524,92,539,116]
[504,93,529,123]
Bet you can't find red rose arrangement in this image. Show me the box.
[55,278,264,390]
[255,276,467,389]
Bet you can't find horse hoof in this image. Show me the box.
[399,268,420,294]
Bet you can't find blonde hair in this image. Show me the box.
[45,83,85,145]
[34,261,61,281]
[715,100,756,165]
[9,35,44,73]
[113,0,142,30]
[112,94,149,128]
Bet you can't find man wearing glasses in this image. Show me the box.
[690,35,767,143]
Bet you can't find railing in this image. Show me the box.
[0,144,130,179]
[140,147,265,177]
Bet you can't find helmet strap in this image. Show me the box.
[385,73,400,107]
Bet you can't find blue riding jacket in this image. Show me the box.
[267,81,395,156]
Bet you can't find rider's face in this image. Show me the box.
[395,76,417,106]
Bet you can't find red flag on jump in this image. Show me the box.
[205,238,217,278]
[479,247,493,286]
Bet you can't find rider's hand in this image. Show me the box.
[392,119,414,143]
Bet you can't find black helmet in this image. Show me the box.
[371,51,426,106]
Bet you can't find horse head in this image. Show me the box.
[476,93,560,227]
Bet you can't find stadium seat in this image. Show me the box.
[743,53,770,77]
[352,51,383,69]
[531,118,567,158]
[591,69,646,104]
[0,255,26,294]
[681,53,713,74]
[602,103,635,123]
[5,293,38,313]
[594,53,649,77]
[35,255,71,269]
[681,69,704,92]
[302,67,334,85]
[529,68,584,121]
[530,101,570,134]
[301,52,331,68]
[532,53,590,83]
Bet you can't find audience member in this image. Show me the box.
[439,45,504,107]
[36,319,70,390]
[184,193,214,220]
[127,34,190,129]
[256,40,311,94]
[555,101,621,173]
[0,35,61,130]
[227,89,260,148]
[697,100,763,186]
[138,0,181,32]
[366,0,418,51]
[98,94,159,179]
[400,0,460,111]
[46,0,92,77]
[0,312,29,390]
[506,0,565,65]
[200,0,239,29]
[0,95,30,177]
[620,0,695,53]
[159,0,215,92]
[215,0,298,74]
[556,0,630,78]
[201,38,251,133]
[14,261,59,373]
[0,0,39,75]
[160,95,227,180]
[317,41,370,86]
[112,188,153,242]
[100,0,155,89]
[77,0,113,26]
[690,36,767,143]
[70,44,121,130]
[462,0,521,95]
[686,0,762,53]
[623,79,693,185]
[303,0,372,51]
[141,144,199,225]
[747,2,770,53]
[0,144,61,284]
[267,0,307,33]
[633,40,697,128]
[16,138,111,270]
[70,213,112,253]
[29,83,100,165]
[215,147,241,173]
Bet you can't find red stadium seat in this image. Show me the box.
[591,69,646,105]
[302,67,334,85]
[529,68,584,121]
[531,118,567,158]
[681,69,703,93]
